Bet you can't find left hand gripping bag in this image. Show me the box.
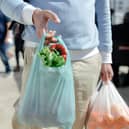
[17,35,75,129]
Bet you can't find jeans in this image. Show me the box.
[0,43,11,72]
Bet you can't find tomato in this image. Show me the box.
[62,54,67,61]
[50,44,57,50]
[50,44,67,55]
[56,44,67,55]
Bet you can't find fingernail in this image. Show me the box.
[56,18,61,23]
[53,30,56,34]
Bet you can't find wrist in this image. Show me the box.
[100,52,112,64]
[22,5,36,25]
[32,8,42,25]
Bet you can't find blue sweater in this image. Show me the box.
[25,0,112,52]
[0,0,112,53]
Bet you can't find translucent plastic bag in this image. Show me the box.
[87,81,129,129]
[17,35,75,129]
[88,80,102,110]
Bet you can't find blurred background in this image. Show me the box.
[111,0,129,24]
[0,0,129,129]
[111,0,129,87]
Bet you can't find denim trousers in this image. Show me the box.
[0,43,10,72]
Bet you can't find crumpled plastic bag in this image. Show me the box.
[87,81,129,129]
[17,35,75,129]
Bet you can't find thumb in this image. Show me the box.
[43,10,61,23]
[32,9,60,38]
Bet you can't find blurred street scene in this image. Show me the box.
[0,45,23,129]
[111,0,129,87]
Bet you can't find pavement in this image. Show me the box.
[0,46,23,129]
[0,46,129,129]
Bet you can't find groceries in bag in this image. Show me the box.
[38,42,67,67]
[87,81,129,129]
[18,34,75,129]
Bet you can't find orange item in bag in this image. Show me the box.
[111,104,129,128]
[87,109,129,129]
[87,112,112,129]
[87,121,97,129]
[103,113,114,125]
[112,116,129,129]
[111,104,124,118]
[89,112,99,122]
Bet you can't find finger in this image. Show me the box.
[43,10,61,23]
[101,72,108,83]
[36,29,42,39]
[51,30,56,36]
[45,37,57,45]
[44,31,56,44]
[46,30,56,40]
[42,19,48,36]
[48,30,56,36]
[105,72,109,82]
[37,28,46,39]
[51,37,58,43]
[108,71,113,80]
[46,30,53,38]
[104,71,113,84]
[45,22,48,33]
[44,39,50,45]
[100,72,104,81]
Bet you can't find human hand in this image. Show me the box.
[44,30,58,45]
[32,9,60,38]
[100,64,114,83]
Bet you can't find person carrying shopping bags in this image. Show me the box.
[0,0,113,128]
[11,0,113,129]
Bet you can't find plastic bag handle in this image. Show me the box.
[38,34,65,50]
[96,80,102,91]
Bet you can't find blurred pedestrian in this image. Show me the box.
[0,11,11,73]
[123,11,129,24]
[9,21,25,72]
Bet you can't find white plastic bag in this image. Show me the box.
[87,81,129,129]
[88,80,102,110]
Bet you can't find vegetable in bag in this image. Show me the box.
[87,81,129,129]
[38,42,67,67]
[17,35,75,129]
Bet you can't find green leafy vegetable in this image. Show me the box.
[38,44,67,67]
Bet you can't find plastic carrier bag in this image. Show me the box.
[88,80,102,110]
[17,35,75,129]
[87,81,129,129]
